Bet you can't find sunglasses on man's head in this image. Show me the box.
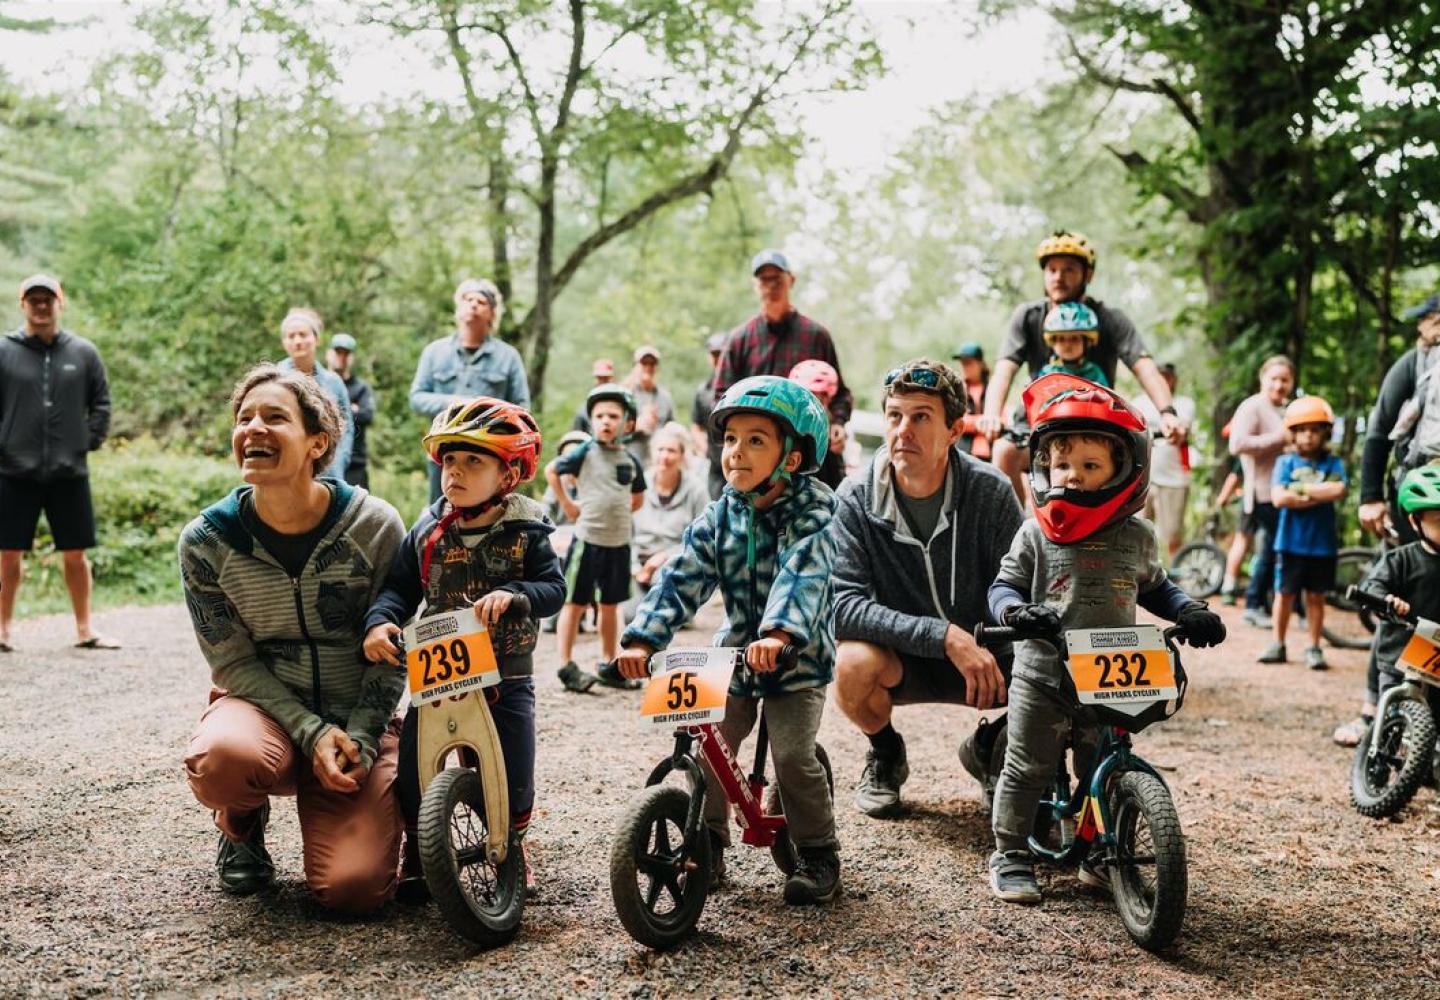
[884,366,946,389]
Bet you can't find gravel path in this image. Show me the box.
[2,601,1439,997]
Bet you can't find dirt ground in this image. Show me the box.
[3,598,1440,999]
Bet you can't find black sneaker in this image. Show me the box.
[854,741,909,818]
[957,715,1006,812]
[216,804,274,895]
[558,660,599,693]
[595,660,641,690]
[989,850,1041,904]
[783,848,841,905]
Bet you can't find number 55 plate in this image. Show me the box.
[1065,625,1177,714]
[402,610,500,706]
[639,648,733,732]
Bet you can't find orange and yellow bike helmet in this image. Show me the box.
[1035,230,1097,272]
[422,396,543,484]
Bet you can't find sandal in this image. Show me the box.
[75,635,122,650]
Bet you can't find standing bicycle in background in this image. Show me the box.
[1229,356,1295,629]
[1132,362,1195,562]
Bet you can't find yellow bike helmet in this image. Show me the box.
[1036,230,1097,271]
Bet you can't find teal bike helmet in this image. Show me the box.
[1398,464,1440,515]
[1043,301,1100,345]
[709,375,829,477]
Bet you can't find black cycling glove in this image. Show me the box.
[1003,603,1062,637]
[1176,603,1226,648]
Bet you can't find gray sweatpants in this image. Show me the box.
[702,688,838,852]
[991,675,1098,857]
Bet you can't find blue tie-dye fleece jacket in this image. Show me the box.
[621,475,836,698]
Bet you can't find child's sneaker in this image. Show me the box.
[1242,608,1274,629]
[1077,854,1110,891]
[595,660,641,690]
[989,851,1041,904]
[1220,588,1238,607]
[1304,645,1329,670]
[783,848,841,905]
[557,660,599,692]
[520,839,537,899]
[1257,642,1287,664]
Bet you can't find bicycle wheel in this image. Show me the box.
[1323,547,1380,650]
[417,768,525,948]
[765,744,835,875]
[609,784,711,949]
[1169,542,1226,600]
[1350,700,1437,818]
[1109,771,1187,952]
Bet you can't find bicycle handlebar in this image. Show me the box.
[974,621,1188,653]
[1344,585,1415,627]
[393,593,534,653]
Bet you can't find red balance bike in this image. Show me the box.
[608,644,832,949]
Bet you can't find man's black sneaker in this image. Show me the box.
[957,715,1007,812]
[216,804,274,895]
[783,848,841,905]
[854,740,909,818]
[596,660,641,690]
[558,660,599,692]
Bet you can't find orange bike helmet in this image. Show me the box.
[1283,396,1335,430]
[1023,372,1151,544]
[422,397,542,484]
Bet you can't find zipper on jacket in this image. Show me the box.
[292,577,323,717]
[41,347,51,476]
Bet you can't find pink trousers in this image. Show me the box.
[184,692,403,915]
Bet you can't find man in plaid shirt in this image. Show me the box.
[708,250,852,495]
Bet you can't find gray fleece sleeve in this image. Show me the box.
[831,488,950,659]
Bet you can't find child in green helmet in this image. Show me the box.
[1036,301,1109,387]
[615,374,842,906]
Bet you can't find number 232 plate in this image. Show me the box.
[402,610,500,707]
[1399,618,1440,681]
[639,648,733,731]
[1065,625,1178,715]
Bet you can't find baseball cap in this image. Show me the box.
[591,358,615,378]
[330,333,357,352]
[633,344,661,363]
[952,342,984,360]
[705,332,727,353]
[750,249,792,275]
[19,273,62,298]
[454,278,499,307]
[1403,291,1440,322]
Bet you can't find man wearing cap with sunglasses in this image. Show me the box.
[324,332,375,489]
[712,250,852,477]
[832,359,1024,819]
[410,277,531,500]
[0,274,117,652]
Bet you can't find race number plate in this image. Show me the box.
[1398,618,1440,681]
[639,647,733,732]
[1065,625,1177,716]
[403,610,500,706]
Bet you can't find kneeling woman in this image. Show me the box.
[180,363,406,913]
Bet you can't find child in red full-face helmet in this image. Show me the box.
[983,373,1226,906]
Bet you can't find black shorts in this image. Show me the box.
[1274,551,1337,596]
[0,475,97,551]
[887,647,1014,707]
[562,539,631,605]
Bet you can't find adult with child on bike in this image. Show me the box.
[1228,355,1296,630]
[616,375,842,905]
[180,364,406,913]
[977,231,1184,501]
[362,397,564,901]
[831,360,1024,818]
[985,372,1224,904]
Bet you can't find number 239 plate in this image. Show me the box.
[1399,618,1440,681]
[639,648,733,731]
[402,610,500,706]
[1065,625,1177,715]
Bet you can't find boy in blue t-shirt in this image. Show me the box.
[1258,396,1347,669]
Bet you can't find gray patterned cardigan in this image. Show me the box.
[178,483,405,769]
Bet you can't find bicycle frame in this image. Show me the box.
[651,714,788,853]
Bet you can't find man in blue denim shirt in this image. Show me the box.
[410,278,531,499]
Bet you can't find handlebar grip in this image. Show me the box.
[973,623,1019,647]
[1345,585,1415,625]
[778,644,800,669]
[506,592,532,618]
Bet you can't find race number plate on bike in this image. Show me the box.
[402,610,500,706]
[1065,625,1177,715]
[639,648,732,732]
[1398,618,1440,681]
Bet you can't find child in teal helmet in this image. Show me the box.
[1036,301,1109,387]
[616,375,842,906]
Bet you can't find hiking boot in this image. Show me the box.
[557,660,599,693]
[854,741,909,818]
[1242,608,1274,629]
[216,804,274,896]
[707,831,726,890]
[989,851,1041,905]
[1332,716,1372,747]
[596,660,641,690]
[783,848,841,905]
[1077,854,1110,891]
[395,829,431,905]
[1257,642,1287,664]
[957,715,1006,813]
[1305,645,1329,670]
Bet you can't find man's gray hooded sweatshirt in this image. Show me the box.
[832,444,1023,665]
[178,482,405,770]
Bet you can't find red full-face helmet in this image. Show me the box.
[1023,372,1151,544]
